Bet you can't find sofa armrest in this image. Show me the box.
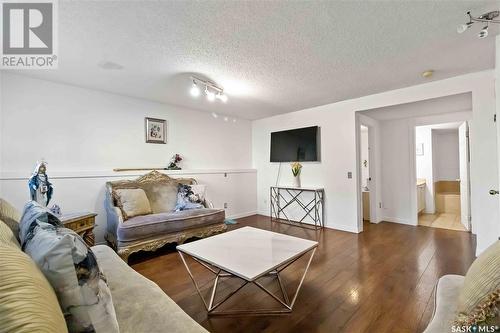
[104,188,124,240]
[423,274,464,333]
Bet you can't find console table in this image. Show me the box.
[270,186,324,229]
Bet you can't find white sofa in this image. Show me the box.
[0,198,207,333]
[92,245,207,333]
[423,274,465,333]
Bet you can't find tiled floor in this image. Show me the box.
[418,213,467,231]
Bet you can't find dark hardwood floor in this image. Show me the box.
[130,215,476,333]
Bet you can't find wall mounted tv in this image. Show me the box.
[270,126,320,162]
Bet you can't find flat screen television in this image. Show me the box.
[270,126,319,162]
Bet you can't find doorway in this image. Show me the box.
[360,125,371,222]
[415,122,471,231]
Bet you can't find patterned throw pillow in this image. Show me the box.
[190,185,207,203]
[19,203,119,333]
[175,184,205,211]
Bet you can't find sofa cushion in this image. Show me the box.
[91,245,207,333]
[114,188,152,219]
[0,198,21,237]
[0,244,68,333]
[140,181,179,213]
[0,219,20,249]
[117,208,225,242]
[19,202,119,333]
[423,275,464,333]
[456,240,500,326]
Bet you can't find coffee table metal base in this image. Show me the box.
[178,247,316,316]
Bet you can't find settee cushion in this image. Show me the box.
[117,208,225,242]
[114,188,152,219]
[140,181,179,213]
[92,245,207,333]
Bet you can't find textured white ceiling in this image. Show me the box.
[10,1,499,119]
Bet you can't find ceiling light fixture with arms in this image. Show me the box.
[457,10,500,39]
[189,76,228,103]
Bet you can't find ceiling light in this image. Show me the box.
[458,11,499,39]
[216,93,228,103]
[478,25,489,38]
[190,81,200,97]
[206,88,216,102]
[223,117,228,122]
[189,76,228,103]
[211,112,218,118]
[457,22,473,34]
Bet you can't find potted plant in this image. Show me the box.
[291,162,302,188]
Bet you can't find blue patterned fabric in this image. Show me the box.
[175,184,204,211]
[19,201,119,333]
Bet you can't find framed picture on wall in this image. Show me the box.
[145,117,167,144]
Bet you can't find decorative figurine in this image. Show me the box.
[28,161,54,206]
[167,154,183,170]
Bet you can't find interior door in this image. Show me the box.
[459,121,471,231]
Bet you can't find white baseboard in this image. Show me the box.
[324,223,360,233]
[256,210,360,233]
[382,216,416,226]
[227,211,257,220]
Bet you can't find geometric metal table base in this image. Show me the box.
[178,247,317,316]
[270,186,324,230]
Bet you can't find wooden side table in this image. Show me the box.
[60,212,97,246]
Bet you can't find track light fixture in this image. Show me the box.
[478,25,489,38]
[189,76,228,103]
[190,80,200,97]
[457,10,499,38]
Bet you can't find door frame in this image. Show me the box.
[356,114,381,231]
[411,118,473,230]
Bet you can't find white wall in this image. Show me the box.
[378,118,417,225]
[0,74,257,243]
[416,126,434,213]
[253,70,499,255]
[433,130,460,181]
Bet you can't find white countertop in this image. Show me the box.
[177,226,318,281]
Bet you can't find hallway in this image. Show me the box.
[418,213,467,231]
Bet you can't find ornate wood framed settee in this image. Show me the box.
[104,171,226,262]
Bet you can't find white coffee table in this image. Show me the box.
[176,226,318,315]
